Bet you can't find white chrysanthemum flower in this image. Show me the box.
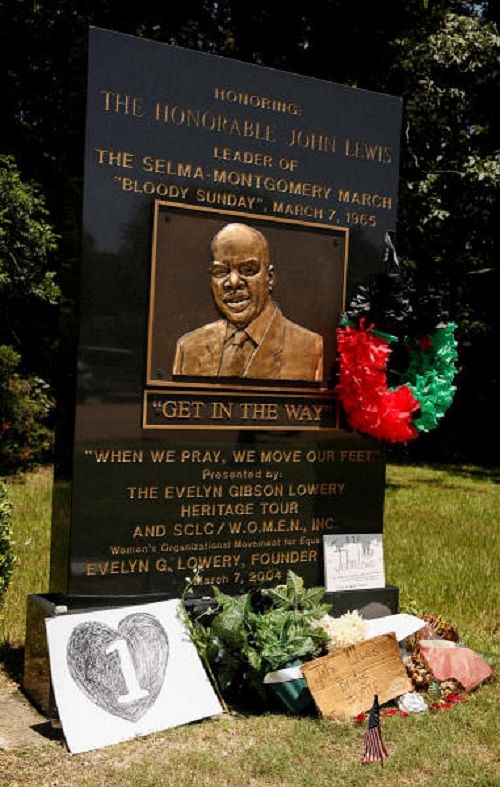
[324,610,367,652]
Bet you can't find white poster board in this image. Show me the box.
[323,533,385,591]
[45,599,222,753]
[365,613,426,642]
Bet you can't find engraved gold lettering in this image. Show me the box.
[155,557,169,572]
[100,91,144,117]
[86,559,149,575]
[344,138,393,164]
[213,87,302,116]
[179,449,222,463]
[161,400,203,419]
[89,449,144,463]
[284,403,326,421]
[141,157,204,178]
[164,485,223,499]
[213,146,273,167]
[109,545,151,555]
[260,449,302,462]
[150,449,176,462]
[179,502,254,517]
[233,537,282,548]
[250,550,317,566]
[195,189,258,211]
[95,148,135,168]
[211,402,233,420]
[212,169,331,199]
[340,450,377,461]
[338,189,392,210]
[153,103,276,142]
[260,518,301,532]
[127,486,158,499]
[287,482,345,496]
[260,501,299,514]
[310,516,336,531]
[173,522,216,536]
[117,179,189,199]
[233,449,257,462]
[176,553,241,570]
[201,467,262,481]
[305,449,336,462]
[240,402,278,420]
[286,128,337,153]
[229,483,284,497]
[273,201,324,220]
[132,524,166,538]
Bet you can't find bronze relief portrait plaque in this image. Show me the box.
[147,202,348,393]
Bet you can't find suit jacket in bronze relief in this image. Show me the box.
[172,304,323,382]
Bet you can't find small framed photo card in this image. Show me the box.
[323,533,385,592]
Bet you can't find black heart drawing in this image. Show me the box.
[66,613,168,722]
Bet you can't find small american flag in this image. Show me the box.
[361,694,389,765]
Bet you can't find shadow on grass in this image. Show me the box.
[31,720,65,742]
[387,462,500,490]
[426,464,499,483]
[0,640,24,684]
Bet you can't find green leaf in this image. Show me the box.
[286,569,304,599]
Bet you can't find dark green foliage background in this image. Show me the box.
[0,156,59,472]
[0,0,498,464]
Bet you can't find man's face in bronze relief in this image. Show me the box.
[172,221,324,381]
[210,224,275,328]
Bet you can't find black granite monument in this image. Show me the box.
[25,28,402,712]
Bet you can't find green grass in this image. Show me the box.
[0,463,498,786]
[0,467,52,644]
[384,464,499,658]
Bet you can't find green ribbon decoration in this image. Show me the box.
[402,323,458,432]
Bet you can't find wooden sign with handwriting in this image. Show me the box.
[301,633,412,719]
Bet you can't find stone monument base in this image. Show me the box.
[23,594,62,717]
[325,585,399,619]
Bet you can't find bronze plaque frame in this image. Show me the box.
[144,202,348,430]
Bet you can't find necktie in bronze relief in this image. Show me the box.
[219,329,250,376]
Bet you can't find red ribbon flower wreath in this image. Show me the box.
[336,319,458,443]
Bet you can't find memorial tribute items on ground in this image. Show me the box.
[361,694,389,765]
[301,633,412,720]
[184,571,491,726]
[323,533,385,591]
